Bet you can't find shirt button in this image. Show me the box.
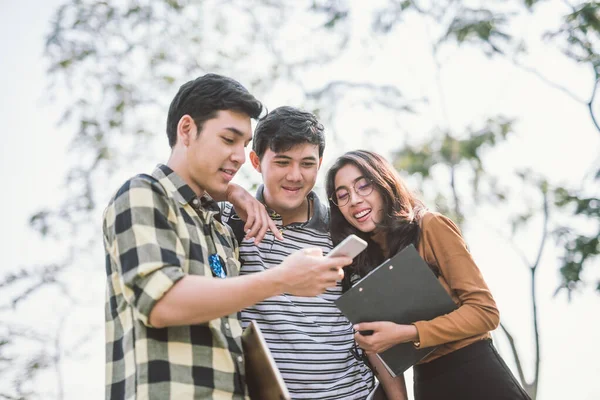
[237,356,243,363]
[192,198,199,206]
[225,323,230,330]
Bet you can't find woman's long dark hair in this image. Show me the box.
[325,150,428,292]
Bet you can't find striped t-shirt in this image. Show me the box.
[222,187,373,400]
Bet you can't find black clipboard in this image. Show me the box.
[242,321,291,400]
[335,244,457,376]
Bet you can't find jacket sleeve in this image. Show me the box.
[413,213,500,348]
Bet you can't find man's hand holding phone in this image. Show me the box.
[272,235,368,297]
[276,248,350,296]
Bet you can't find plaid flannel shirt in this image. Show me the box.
[103,164,248,400]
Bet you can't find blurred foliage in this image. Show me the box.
[547,2,600,66]
[553,178,600,296]
[1,0,599,398]
[379,2,599,397]
[443,8,513,55]
[394,116,515,225]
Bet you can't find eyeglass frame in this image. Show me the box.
[329,177,375,207]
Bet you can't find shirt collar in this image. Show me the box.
[152,164,221,215]
[255,185,329,232]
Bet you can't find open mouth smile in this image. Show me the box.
[220,168,237,180]
[353,208,372,221]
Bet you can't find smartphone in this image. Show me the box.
[326,234,368,259]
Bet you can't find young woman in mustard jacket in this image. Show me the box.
[326,150,530,400]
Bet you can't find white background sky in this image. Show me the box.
[1,0,600,399]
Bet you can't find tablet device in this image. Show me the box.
[242,321,291,400]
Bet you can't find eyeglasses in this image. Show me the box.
[330,178,374,207]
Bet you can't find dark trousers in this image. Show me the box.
[413,339,531,400]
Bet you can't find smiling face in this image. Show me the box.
[251,142,321,224]
[177,110,252,197]
[333,163,385,233]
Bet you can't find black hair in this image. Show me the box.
[252,106,325,158]
[325,150,428,292]
[166,73,263,147]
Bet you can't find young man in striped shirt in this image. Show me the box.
[222,106,374,399]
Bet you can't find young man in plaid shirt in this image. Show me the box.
[102,74,351,400]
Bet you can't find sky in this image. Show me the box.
[1,1,599,399]
[1,0,104,397]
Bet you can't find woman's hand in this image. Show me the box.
[354,322,419,354]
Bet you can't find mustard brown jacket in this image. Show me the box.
[414,212,500,363]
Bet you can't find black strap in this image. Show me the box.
[227,207,247,245]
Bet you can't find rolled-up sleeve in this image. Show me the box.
[103,176,186,326]
[413,213,500,348]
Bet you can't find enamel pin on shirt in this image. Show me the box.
[209,254,227,278]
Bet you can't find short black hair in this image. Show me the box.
[252,106,325,159]
[166,73,263,147]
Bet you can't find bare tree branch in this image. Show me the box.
[0,393,21,400]
[449,164,463,221]
[499,323,529,391]
[587,71,600,134]
[528,186,550,398]
[53,315,68,400]
[425,15,451,131]
[511,59,586,104]
[478,217,532,267]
